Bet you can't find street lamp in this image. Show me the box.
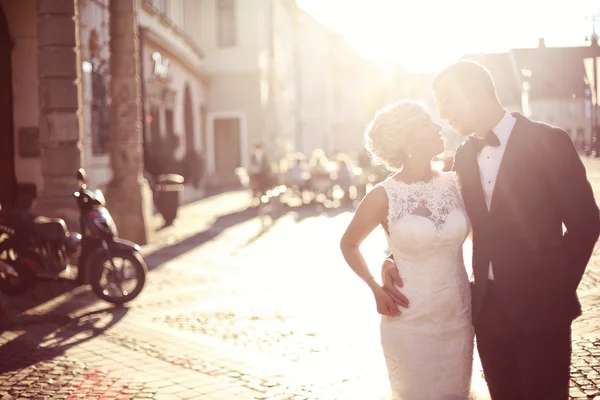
[586,15,600,155]
[591,37,599,155]
[584,86,593,155]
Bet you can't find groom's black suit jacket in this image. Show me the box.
[453,113,600,332]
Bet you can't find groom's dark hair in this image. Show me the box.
[433,60,499,101]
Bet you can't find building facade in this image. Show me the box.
[296,10,334,155]
[515,43,594,152]
[0,0,216,244]
[196,0,299,185]
[138,0,209,189]
[80,0,210,192]
[296,10,376,160]
[0,0,178,244]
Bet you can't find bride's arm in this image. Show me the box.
[340,187,387,285]
[340,188,400,316]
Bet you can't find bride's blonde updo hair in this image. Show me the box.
[365,100,427,170]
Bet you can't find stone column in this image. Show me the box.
[105,0,152,245]
[32,0,84,230]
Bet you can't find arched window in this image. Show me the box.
[89,30,109,155]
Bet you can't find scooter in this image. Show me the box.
[0,169,147,305]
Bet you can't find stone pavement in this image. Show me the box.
[2,160,600,399]
[0,189,267,400]
[567,158,600,399]
[145,189,251,251]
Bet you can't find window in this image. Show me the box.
[217,0,236,47]
[147,106,162,174]
[166,109,174,138]
[91,62,110,155]
[89,30,109,156]
[150,106,161,146]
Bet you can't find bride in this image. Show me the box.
[340,100,474,400]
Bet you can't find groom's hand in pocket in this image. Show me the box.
[381,258,410,308]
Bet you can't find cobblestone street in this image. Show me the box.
[2,160,600,399]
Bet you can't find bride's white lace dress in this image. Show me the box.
[378,172,474,400]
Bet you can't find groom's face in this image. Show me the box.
[434,84,478,136]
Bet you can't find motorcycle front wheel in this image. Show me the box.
[89,249,147,305]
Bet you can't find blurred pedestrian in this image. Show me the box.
[248,143,272,197]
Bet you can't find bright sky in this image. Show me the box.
[296,0,598,72]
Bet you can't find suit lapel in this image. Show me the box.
[489,114,528,214]
[459,113,532,223]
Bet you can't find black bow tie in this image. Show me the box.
[472,131,501,153]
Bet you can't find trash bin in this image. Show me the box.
[154,174,184,226]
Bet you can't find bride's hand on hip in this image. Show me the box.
[381,258,410,309]
[371,285,401,317]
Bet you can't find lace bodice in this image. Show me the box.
[378,172,464,230]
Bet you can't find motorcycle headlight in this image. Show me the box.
[65,232,82,253]
[97,209,118,236]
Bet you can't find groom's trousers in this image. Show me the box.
[474,281,571,400]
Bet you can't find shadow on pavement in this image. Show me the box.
[238,202,354,249]
[0,201,353,319]
[291,202,354,223]
[0,280,90,321]
[0,303,128,374]
[144,206,262,271]
[0,205,260,318]
[238,212,281,248]
[145,202,352,269]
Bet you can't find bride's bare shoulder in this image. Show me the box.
[353,183,388,210]
[364,184,389,203]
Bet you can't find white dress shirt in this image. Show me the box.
[476,111,516,280]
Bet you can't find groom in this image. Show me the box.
[381,60,600,399]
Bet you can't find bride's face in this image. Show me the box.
[409,112,444,159]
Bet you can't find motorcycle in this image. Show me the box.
[0,169,147,305]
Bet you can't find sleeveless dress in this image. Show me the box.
[377,172,474,400]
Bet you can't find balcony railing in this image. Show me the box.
[141,0,204,59]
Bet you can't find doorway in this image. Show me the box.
[213,117,241,187]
